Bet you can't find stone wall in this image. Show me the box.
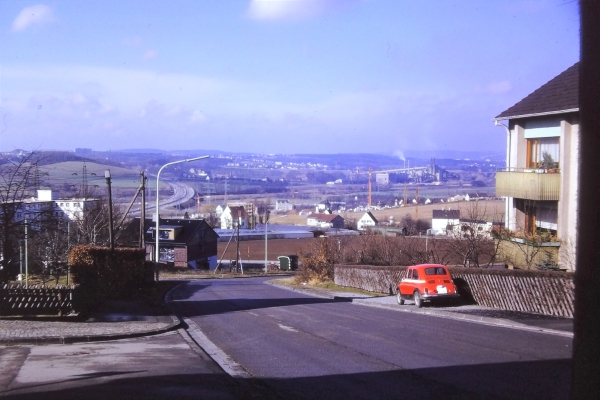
[334,264,574,318]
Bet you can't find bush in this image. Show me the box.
[69,245,148,311]
[297,238,339,283]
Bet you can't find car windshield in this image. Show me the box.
[424,267,447,276]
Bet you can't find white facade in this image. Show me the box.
[220,205,248,229]
[357,212,378,231]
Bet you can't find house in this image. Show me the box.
[275,199,293,212]
[220,205,248,229]
[494,62,578,269]
[465,193,487,201]
[430,209,460,235]
[306,213,344,229]
[6,189,99,230]
[133,217,219,269]
[315,201,330,213]
[357,211,378,231]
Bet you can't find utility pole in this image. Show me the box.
[367,167,372,208]
[24,217,28,288]
[140,171,146,248]
[105,170,114,251]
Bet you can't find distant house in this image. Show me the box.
[357,211,378,231]
[448,194,465,202]
[131,218,220,269]
[298,208,313,216]
[315,201,330,213]
[307,213,344,229]
[431,210,460,235]
[220,205,248,229]
[275,199,293,212]
[465,193,487,201]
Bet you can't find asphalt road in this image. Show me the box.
[169,277,573,400]
[129,180,195,215]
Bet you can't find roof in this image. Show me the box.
[432,210,460,219]
[495,62,579,120]
[308,213,343,222]
[362,211,378,223]
[127,218,219,245]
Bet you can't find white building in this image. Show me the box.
[220,205,248,229]
[357,211,378,231]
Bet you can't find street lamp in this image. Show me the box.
[155,156,209,271]
[264,214,287,273]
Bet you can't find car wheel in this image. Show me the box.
[397,291,405,305]
[414,290,423,308]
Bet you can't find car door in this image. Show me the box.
[400,268,414,296]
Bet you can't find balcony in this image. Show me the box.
[496,169,561,201]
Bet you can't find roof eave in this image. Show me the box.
[493,108,579,122]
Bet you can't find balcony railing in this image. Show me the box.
[496,168,561,201]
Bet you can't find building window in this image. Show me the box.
[527,137,559,168]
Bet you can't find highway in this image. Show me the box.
[129,180,196,216]
[168,277,572,400]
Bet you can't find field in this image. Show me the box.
[271,199,505,226]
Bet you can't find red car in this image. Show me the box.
[397,264,460,307]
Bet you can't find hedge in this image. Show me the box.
[334,264,574,318]
[69,246,150,311]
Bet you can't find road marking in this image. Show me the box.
[248,312,259,316]
[278,324,298,332]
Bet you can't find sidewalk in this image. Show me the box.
[0,298,180,345]
[269,281,574,338]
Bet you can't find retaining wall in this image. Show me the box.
[334,264,574,318]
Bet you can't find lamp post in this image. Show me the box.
[155,156,209,270]
[264,214,287,273]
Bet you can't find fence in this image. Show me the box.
[334,264,574,318]
[0,284,75,316]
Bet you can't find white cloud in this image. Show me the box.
[143,50,159,60]
[247,0,358,21]
[11,4,55,32]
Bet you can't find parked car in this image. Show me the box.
[397,264,460,307]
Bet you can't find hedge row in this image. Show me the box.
[69,246,151,311]
[334,264,574,318]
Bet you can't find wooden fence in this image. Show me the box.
[0,285,75,316]
[334,264,574,318]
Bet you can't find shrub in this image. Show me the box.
[69,245,148,311]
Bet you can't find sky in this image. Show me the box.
[0,0,580,156]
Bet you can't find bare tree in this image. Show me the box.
[446,202,503,267]
[0,152,42,281]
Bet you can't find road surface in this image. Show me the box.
[169,277,572,400]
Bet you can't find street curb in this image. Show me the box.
[0,284,186,345]
[269,281,574,338]
[351,299,574,338]
[0,314,181,345]
[182,317,252,379]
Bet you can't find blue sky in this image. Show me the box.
[0,0,579,155]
